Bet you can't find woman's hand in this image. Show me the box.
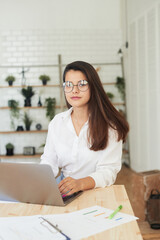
[58,176,95,196]
[58,177,82,196]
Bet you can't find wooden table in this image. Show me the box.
[0,185,143,240]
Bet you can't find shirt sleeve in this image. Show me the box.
[40,120,59,178]
[89,130,122,188]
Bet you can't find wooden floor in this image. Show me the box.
[115,164,160,240]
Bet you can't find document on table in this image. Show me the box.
[46,205,138,239]
[0,205,138,240]
[0,215,66,240]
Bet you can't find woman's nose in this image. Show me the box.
[72,84,79,93]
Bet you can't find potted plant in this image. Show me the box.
[23,112,33,131]
[5,75,16,86]
[5,143,14,156]
[45,97,56,120]
[115,77,125,100]
[39,74,51,85]
[106,92,114,101]
[8,99,20,130]
[21,86,35,106]
[8,99,19,116]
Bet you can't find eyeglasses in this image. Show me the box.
[63,80,89,93]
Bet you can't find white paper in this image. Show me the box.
[0,205,138,240]
[45,205,138,239]
[0,215,66,240]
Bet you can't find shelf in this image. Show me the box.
[0,84,60,88]
[113,103,125,106]
[0,154,42,159]
[0,106,61,109]
[0,64,59,68]
[0,130,47,134]
[0,103,124,110]
[0,83,116,88]
[0,62,121,68]
[103,82,115,85]
[0,106,44,109]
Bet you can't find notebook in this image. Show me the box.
[0,162,82,206]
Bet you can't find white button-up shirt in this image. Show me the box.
[40,108,122,188]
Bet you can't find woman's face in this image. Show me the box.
[64,70,91,109]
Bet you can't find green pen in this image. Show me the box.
[108,205,123,219]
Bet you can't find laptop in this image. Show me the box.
[0,162,82,206]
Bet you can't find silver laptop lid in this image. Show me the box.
[0,163,65,206]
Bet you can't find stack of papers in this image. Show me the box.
[0,205,138,240]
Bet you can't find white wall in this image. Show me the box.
[125,0,160,171]
[127,0,159,23]
[0,0,124,161]
[0,0,121,29]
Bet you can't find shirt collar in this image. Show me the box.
[61,107,89,126]
[61,107,73,120]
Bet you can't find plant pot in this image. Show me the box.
[6,148,14,156]
[8,81,13,86]
[24,98,31,107]
[25,125,31,131]
[42,80,47,85]
[16,125,24,131]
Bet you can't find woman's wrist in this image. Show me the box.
[79,177,95,191]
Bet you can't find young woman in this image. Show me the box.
[41,61,129,196]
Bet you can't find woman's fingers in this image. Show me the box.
[59,178,73,193]
[58,177,79,195]
[58,177,70,188]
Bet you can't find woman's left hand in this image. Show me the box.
[58,177,82,196]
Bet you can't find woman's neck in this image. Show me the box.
[72,106,89,123]
[71,107,89,136]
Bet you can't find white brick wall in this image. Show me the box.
[1,29,122,64]
[0,28,123,159]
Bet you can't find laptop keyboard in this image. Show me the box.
[62,191,81,203]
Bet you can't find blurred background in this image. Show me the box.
[0,0,160,236]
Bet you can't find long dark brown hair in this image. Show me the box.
[63,61,129,151]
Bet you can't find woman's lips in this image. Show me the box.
[71,97,81,100]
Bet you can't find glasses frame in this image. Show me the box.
[63,80,89,93]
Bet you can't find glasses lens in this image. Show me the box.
[78,80,89,92]
[63,81,73,93]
